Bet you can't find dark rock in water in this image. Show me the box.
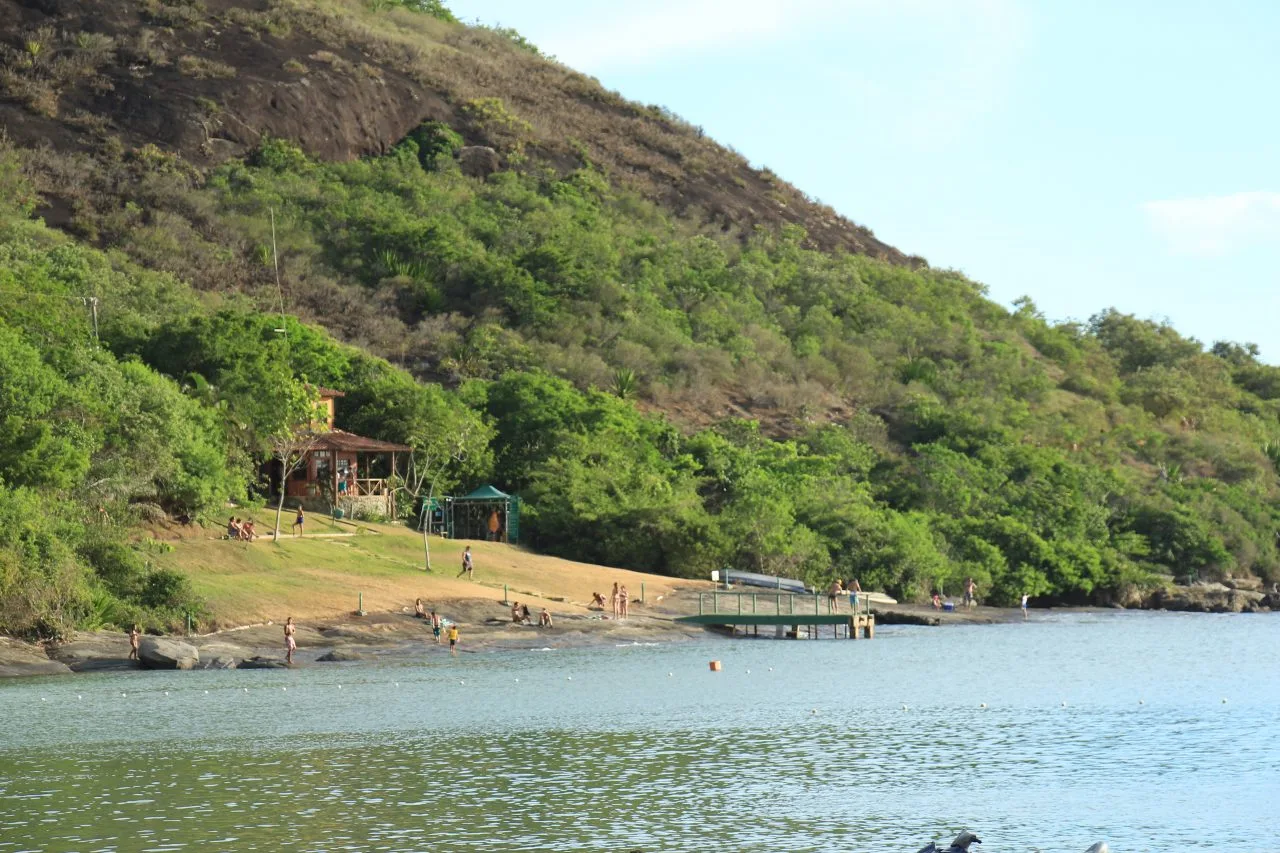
[208,656,238,670]
[239,656,291,669]
[317,650,364,662]
[458,145,500,178]
[139,637,199,670]
[872,609,940,626]
[0,638,72,677]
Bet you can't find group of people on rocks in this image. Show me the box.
[509,600,553,627]
[586,583,632,619]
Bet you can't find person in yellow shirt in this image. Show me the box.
[447,623,459,655]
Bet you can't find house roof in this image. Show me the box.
[457,484,511,501]
[315,387,346,398]
[310,430,411,453]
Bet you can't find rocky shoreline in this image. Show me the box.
[0,597,709,677]
[2,582,1276,678]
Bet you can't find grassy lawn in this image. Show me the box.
[158,513,698,629]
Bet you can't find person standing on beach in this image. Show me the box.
[1021,593,1029,620]
[964,577,977,608]
[458,546,474,580]
[447,623,459,655]
[128,624,141,661]
[292,506,305,537]
[284,616,297,664]
[610,582,620,619]
[430,610,442,643]
[619,584,629,619]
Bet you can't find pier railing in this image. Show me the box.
[697,590,872,617]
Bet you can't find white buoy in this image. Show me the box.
[1222,698,1228,704]
[514,678,519,683]
[811,708,818,715]
[338,684,342,689]
[668,672,673,677]
[1061,701,1067,707]
[458,680,464,685]
[902,704,908,711]
[77,695,82,700]
[204,690,209,695]
[745,669,751,675]
[394,683,399,688]
[282,687,287,692]
[121,692,127,698]
[41,697,46,702]
[244,688,249,693]
[1139,699,1144,705]
[767,667,773,672]
[567,676,573,681]
[980,703,987,709]
[164,692,169,697]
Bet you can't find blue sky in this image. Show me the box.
[449,0,1280,358]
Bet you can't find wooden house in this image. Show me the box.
[272,388,411,518]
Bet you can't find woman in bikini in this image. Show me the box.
[619,585,629,619]
[610,582,620,619]
[284,616,297,665]
[414,598,426,618]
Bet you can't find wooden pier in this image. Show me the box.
[677,591,876,639]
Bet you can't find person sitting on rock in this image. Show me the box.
[539,608,553,628]
[128,624,141,661]
[414,598,427,619]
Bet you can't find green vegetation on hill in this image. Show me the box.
[3,1,1280,637]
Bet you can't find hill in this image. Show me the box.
[2,0,1280,639]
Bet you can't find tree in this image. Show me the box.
[268,384,326,542]
[402,420,479,571]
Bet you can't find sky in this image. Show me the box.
[449,0,1280,359]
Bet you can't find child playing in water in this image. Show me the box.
[431,610,442,643]
[447,623,459,655]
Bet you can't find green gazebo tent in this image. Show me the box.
[447,485,521,543]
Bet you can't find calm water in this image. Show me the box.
[1,612,1278,852]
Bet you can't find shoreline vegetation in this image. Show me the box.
[2,518,1275,678]
[4,0,1280,642]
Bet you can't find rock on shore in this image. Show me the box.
[0,637,72,677]
[139,637,200,670]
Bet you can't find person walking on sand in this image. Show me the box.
[1021,593,1029,620]
[128,624,141,661]
[430,610,442,644]
[619,584,630,619]
[458,546,474,580]
[292,506,305,537]
[284,616,298,664]
[610,582,620,619]
[447,623,459,655]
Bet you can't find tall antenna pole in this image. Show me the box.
[270,207,287,335]
[88,297,100,346]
